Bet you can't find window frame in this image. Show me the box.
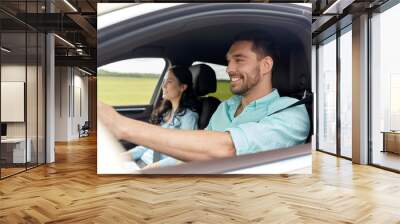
[368,0,400,173]
[315,22,353,161]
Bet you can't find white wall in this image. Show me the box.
[55,67,69,141]
[1,65,29,138]
[1,63,46,163]
[54,67,89,141]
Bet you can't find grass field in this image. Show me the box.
[98,76,233,106]
[98,76,159,105]
[209,80,232,101]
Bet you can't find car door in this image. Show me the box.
[97,57,168,122]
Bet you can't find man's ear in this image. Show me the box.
[260,56,273,76]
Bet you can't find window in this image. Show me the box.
[317,35,337,155]
[390,75,400,130]
[97,58,166,106]
[371,3,400,171]
[192,62,233,101]
[339,27,352,158]
[0,1,46,179]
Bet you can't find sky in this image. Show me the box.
[98,59,230,80]
[98,58,166,74]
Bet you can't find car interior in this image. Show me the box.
[117,26,312,146]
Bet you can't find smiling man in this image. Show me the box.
[98,31,310,161]
[205,31,310,155]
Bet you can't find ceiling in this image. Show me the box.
[0,0,97,73]
[0,0,393,75]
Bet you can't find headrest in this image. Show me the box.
[271,47,310,99]
[189,64,217,96]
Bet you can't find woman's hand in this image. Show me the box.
[98,101,125,139]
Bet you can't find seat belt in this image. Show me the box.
[267,90,313,116]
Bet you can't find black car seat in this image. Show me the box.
[272,46,313,143]
[189,64,221,129]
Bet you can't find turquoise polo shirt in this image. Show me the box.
[206,89,310,155]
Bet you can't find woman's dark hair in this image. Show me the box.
[149,65,198,125]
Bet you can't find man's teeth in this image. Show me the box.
[231,77,240,82]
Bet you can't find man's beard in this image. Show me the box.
[230,67,261,95]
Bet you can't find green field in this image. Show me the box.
[209,80,232,101]
[98,76,159,106]
[98,76,233,106]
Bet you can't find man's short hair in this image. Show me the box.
[232,31,275,61]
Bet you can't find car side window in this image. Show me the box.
[98,58,167,106]
[192,62,232,101]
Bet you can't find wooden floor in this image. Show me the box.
[1,163,44,178]
[372,150,400,171]
[1,135,400,223]
[1,167,26,178]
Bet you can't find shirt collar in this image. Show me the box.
[161,112,182,127]
[228,88,280,110]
